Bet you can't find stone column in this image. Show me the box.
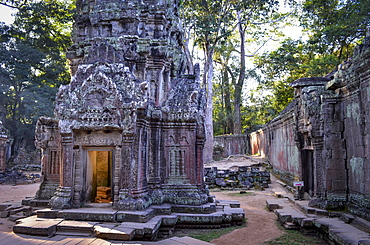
[50,133,74,209]
[113,145,121,206]
[196,139,205,185]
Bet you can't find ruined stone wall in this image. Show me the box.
[0,138,7,172]
[214,134,249,159]
[250,35,370,220]
[0,122,9,171]
[324,37,370,219]
[250,103,300,185]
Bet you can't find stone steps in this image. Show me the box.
[14,200,245,241]
[13,216,63,237]
[56,220,97,237]
[267,194,370,244]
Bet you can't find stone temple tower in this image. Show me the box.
[35,0,209,210]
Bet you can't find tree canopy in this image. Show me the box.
[0,0,74,161]
[251,0,370,132]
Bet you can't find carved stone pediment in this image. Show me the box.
[55,63,148,133]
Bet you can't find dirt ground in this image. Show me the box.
[206,156,285,245]
[209,182,284,245]
[0,156,285,244]
[0,182,40,232]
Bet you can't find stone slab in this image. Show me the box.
[37,208,59,218]
[175,212,224,225]
[266,199,285,211]
[171,203,217,214]
[57,220,97,235]
[216,200,240,208]
[95,223,135,241]
[158,215,178,226]
[13,216,63,237]
[116,208,155,222]
[151,204,172,215]
[59,208,117,221]
[0,203,12,211]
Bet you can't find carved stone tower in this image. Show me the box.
[35,0,208,210]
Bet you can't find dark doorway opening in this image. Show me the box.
[301,149,314,196]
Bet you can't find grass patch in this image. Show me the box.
[265,222,326,245]
[175,218,247,242]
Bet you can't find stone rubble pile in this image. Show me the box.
[0,168,41,184]
[204,166,270,189]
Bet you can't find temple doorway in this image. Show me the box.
[86,149,113,203]
[301,149,314,197]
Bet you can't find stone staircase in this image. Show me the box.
[266,193,370,245]
[13,200,244,241]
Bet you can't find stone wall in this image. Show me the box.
[0,121,9,172]
[250,35,370,220]
[213,134,249,159]
[250,102,300,186]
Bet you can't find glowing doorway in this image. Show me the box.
[86,150,113,203]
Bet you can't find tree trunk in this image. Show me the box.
[203,46,214,163]
[223,65,233,134]
[182,29,194,74]
[234,12,246,135]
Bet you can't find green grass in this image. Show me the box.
[265,222,326,245]
[175,218,247,242]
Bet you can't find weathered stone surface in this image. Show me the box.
[24,1,245,241]
[251,33,370,221]
[34,0,208,211]
[205,166,270,189]
[0,121,9,172]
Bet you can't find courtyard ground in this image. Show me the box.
[0,157,326,244]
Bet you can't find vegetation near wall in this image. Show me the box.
[0,0,74,164]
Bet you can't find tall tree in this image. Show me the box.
[181,0,236,162]
[181,0,280,160]
[300,0,370,61]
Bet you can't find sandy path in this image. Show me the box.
[211,180,284,245]
[0,183,40,203]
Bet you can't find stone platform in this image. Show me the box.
[267,183,370,245]
[13,200,244,241]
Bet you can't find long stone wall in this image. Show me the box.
[250,35,370,220]
[250,102,300,186]
[214,134,249,159]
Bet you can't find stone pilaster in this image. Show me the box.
[49,133,74,209]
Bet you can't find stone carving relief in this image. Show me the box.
[55,63,149,134]
[36,0,208,211]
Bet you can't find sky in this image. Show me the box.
[0,5,17,24]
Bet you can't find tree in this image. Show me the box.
[252,0,370,126]
[181,0,237,162]
[0,0,74,162]
[300,0,370,61]
[181,0,280,160]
